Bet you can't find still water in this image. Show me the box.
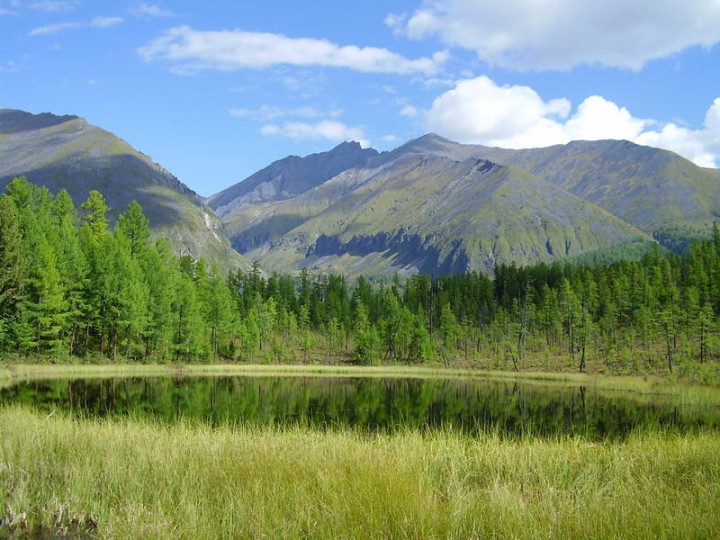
[2,375,719,439]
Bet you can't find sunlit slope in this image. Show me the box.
[462,138,720,241]
[0,109,246,269]
[244,153,651,276]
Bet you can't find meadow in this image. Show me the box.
[1,364,719,538]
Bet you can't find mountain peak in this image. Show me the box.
[382,132,482,163]
[404,133,456,149]
[208,138,379,214]
[0,109,81,134]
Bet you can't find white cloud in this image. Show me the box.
[30,15,123,35]
[91,16,123,28]
[138,26,447,75]
[230,105,343,120]
[131,3,173,18]
[564,96,647,141]
[425,76,570,148]
[636,99,720,168]
[388,0,720,70]
[425,76,720,167]
[400,105,418,117]
[261,120,369,147]
[29,21,81,35]
[24,0,75,12]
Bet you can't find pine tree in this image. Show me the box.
[117,200,151,256]
[81,190,110,239]
[0,195,25,347]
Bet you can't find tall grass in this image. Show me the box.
[2,405,719,538]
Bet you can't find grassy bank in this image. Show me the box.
[3,360,717,395]
[1,405,719,538]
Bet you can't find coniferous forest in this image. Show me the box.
[1,178,719,381]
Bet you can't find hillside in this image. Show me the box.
[210,133,720,277]
[413,135,720,240]
[0,109,245,269]
[208,141,378,253]
[213,137,653,276]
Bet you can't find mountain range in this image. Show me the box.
[3,109,719,277]
[209,133,719,276]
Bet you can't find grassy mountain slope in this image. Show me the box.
[242,152,651,276]
[0,109,245,269]
[446,137,720,242]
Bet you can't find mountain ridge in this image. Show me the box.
[3,108,717,277]
[210,133,718,277]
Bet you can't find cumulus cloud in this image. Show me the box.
[425,76,570,148]
[636,99,720,168]
[261,120,369,147]
[425,76,720,167]
[388,0,720,70]
[138,26,447,75]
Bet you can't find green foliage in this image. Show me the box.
[81,190,110,239]
[2,178,720,376]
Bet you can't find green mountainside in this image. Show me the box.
[211,136,659,277]
[415,135,720,241]
[0,109,245,269]
[210,133,718,277]
[5,109,716,278]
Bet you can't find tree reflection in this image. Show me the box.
[2,376,718,440]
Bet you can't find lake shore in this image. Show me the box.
[2,404,719,538]
[2,363,719,537]
[2,360,714,395]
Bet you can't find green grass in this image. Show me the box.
[1,405,719,539]
[4,361,718,394]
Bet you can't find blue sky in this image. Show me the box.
[2,1,720,197]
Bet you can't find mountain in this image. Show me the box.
[211,134,666,277]
[209,141,378,212]
[408,135,720,241]
[208,141,378,253]
[0,109,245,269]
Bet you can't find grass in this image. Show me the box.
[1,404,719,538]
[4,361,720,423]
[4,360,719,396]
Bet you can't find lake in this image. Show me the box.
[2,375,719,439]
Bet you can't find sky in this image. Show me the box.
[2,0,720,197]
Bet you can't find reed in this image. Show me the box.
[2,405,719,539]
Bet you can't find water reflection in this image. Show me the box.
[2,376,718,440]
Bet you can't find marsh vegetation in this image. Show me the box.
[2,402,719,538]
[1,367,719,537]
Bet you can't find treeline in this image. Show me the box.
[1,178,719,377]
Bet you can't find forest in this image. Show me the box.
[1,177,719,380]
